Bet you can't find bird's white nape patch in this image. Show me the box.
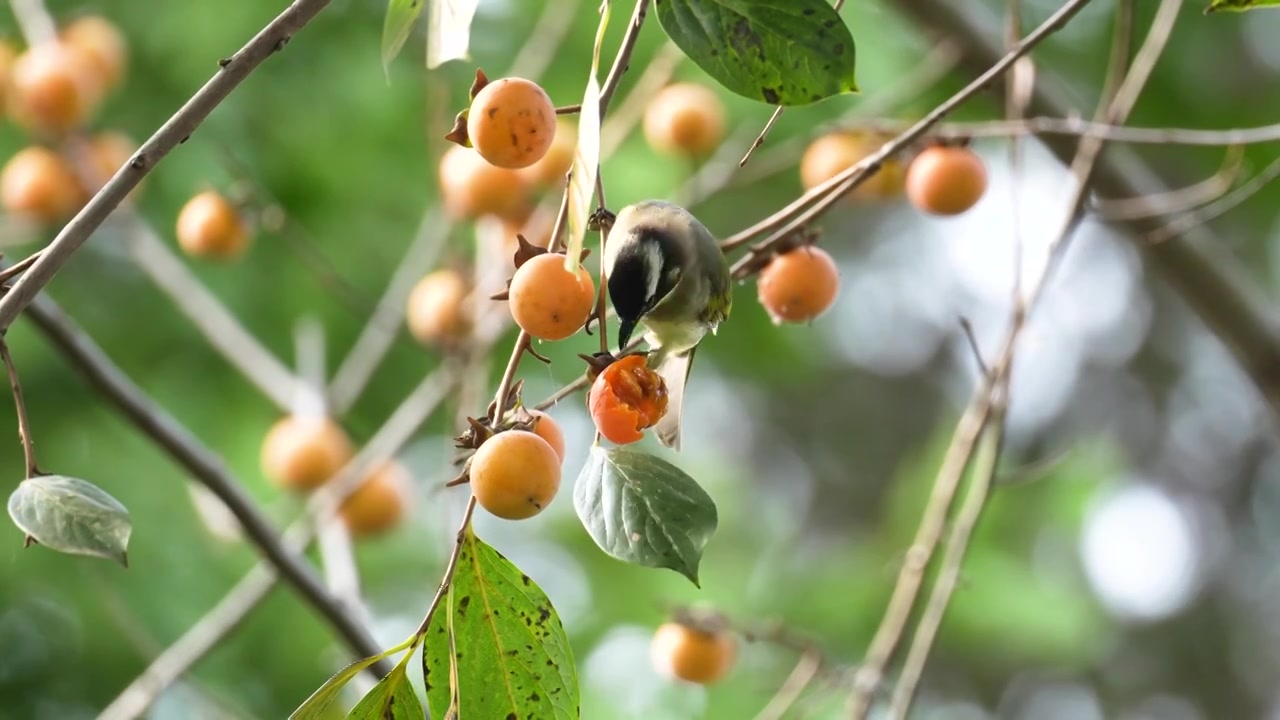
[643,241,663,302]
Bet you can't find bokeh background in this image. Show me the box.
[2,0,1280,718]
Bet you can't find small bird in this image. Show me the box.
[602,200,732,450]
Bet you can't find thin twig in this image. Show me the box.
[0,336,37,477]
[327,208,451,415]
[0,251,43,284]
[858,1,1180,715]
[507,0,586,82]
[891,0,1280,420]
[97,565,278,720]
[7,0,56,45]
[98,361,469,719]
[597,0,651,116]
[0,0,334,331]
[1147,154,1280,244]
[751,649,823,720]
[21,294,393,681]
[738,0,849,167]
[411,495,479,638]
[600,41,683,158]
[719,0,1097,256]
[296,320,367,624]
[1092,144,1243,221]
[117,211,299,411]
[840,114,1280,147]
[594,174,611,354]
[679,41,963,208]
[885,402,1006,720]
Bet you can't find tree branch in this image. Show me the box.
[718,0,1097,257]
[0,0,334,331]
[96,565,278,720]
[19,293,391,679]
[839,115,1280,148]
[117,212,299,411]
[890,0,1280,418]
[852,1,1181,714]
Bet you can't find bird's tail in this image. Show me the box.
[652,346,696,451]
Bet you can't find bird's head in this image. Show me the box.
[606,225,681,351]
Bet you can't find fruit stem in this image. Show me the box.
[412,495,478,638]
[0,335,38,478]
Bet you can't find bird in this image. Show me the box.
[601,200,732,450]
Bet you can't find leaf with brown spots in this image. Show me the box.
[423,526,579,719]
[654,0,858,106]
[346,651,425,719]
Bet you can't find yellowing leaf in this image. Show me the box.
[565,3,610,274]
[1206,0,1280,10]
[427,0,480,69]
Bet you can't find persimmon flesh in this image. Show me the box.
[588,354,668,445]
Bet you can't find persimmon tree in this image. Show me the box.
[1,0,1278,718]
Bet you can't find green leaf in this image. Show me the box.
[423,527,579,719]
[289,636,416,720]
[564,3,610,275]
[346,652,425,719]
[654,0,858,106]
[426,0,480,70]
[573,446,718,586]
[8,475,131,567]
[382,0,426,74]
[1205,0,1280,11]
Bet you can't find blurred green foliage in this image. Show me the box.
[0,1,1276,719]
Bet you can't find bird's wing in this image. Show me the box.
[653,346,696,451]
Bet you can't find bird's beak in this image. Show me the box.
[617,317,638,352]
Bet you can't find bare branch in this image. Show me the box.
[885,400,1007,720]
[7,0,56,45]
[97,565,277,720]
[0,0,334,331]
[1092,144,1243,221]
[507,0,587,85]
[598,0,652,116]
[97,359,467,719]
[117,212,299,411]
[1147,155,1280,244]
[897,0,1280,419]
[20,294,391,681]
[751,649,823,720]
[859,2,1182,716]
[719,0,1097,256]
[679,40,963,208]
[842,114,1280,147]
[328,208,451,414]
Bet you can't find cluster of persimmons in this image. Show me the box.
[0,21,989,681]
